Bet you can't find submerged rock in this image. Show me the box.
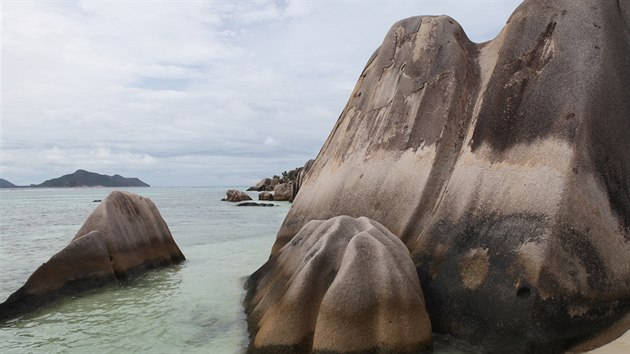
[268,0,630,352]
[223,189,252,202]
[236,202,275,207]
[245,216,432,354]
[0,191,185,321]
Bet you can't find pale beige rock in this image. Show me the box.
[586,330,630,354]
[245,216,431,354]
[273,182,292,201]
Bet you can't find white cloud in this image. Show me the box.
[264,136,280,147]
[1,0,522,186]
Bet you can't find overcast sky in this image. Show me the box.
[1,0,521,186]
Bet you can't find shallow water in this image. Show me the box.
[0,187,291,353]
[0,187,469,353]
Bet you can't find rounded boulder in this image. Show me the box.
[244,216,432,354]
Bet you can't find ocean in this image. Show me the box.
[0,187,480,354]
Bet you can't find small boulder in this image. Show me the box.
[224,189,252,202]
[272,182,292,201]
[258,191,273,201]
[244,216,432,353]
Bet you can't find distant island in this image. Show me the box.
[0,178,18,188]
[0,170,150,188]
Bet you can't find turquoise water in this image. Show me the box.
[0,187,290,353]
[0,187,468,353]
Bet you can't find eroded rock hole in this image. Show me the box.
[517,286,531,299]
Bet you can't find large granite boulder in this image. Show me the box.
[0,191,185,320]
[269,0,630,352]
[223,189,252,202]
[245,216,432,354]
[273,182,293,201]
[249,178,274,192]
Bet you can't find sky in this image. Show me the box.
[1,0,522,187]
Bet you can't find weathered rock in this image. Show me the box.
[0,191,185,320]
[245,216,432,354]
[258,191,274,201]
[251,178,275,192]
[237,202,275,207]
[273,182,292,201]
[224,189,252,202]
[270,1,630,352]
[292,159,315,202]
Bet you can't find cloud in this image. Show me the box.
[264,136,280,147]
[1,0,522,186]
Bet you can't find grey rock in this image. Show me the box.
[258,191,274,201]
[236,202,275,207]
[268,1,630,352]
[224,189,252,202]
[273,182,292,201]
[250,178,274,192]
[291,159,315,202]
[245,216,431,354]
[0,191,185,321]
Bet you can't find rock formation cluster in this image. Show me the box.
[247,0,630,352]
[247,160,315,202]
[222,189,253,202]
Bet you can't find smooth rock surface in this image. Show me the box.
[245,216,432,354]
[292,159,315,202]
[273,183,293,201]
[0,191,185,320]
[271,0,630,352]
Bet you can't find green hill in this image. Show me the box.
[0,178,18,188]
[36,170,150,187]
